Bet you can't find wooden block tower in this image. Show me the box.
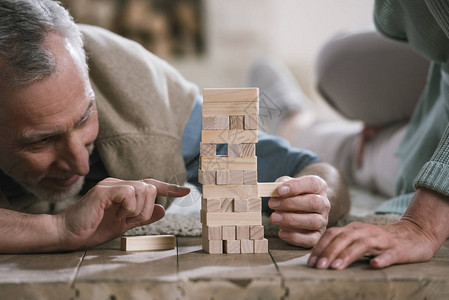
[199,88,268,254]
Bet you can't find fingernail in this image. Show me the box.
[271,212,282,223]
[279,230,289,239]
[270,199,280,208]
[317,258,328,269]
[308,256,318,267]
[331,259,343,269]
[279,185,290,195]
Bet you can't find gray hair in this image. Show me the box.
[0,0,87,86]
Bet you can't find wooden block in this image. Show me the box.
[233,198,248,212]
[243,170,257,185]
[247,198,262,212]
[216,170,230,185]
[250,225,264,240]
[202,129,258,144]
[202,235,223,254]
[241,239,254,254]
[236,226,250,240]
[200,143,216,157]
[203,184,258,199]
[202,116,216,130]
[203,102,258,117]
[198,170,215,185]
[200,156,257,171]
[201,210,262,226]
[201,197,221,212]
[121,235,176,251]
[241,143,256,157]
[254,238,268,253]
[228,144,242,157]
[224,240,241,254]
[220,198,234,212]
[229,170,244,185]
[257,182,282,197]
[244,115,258,130]
[215,115,229,130]
[203,224,222,240]
[230,115,244,130]
[222,226,236,240]
[203,88,259,103]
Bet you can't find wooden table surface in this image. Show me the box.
[1,237,448,300]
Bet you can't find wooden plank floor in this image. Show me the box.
[1,237,448,300]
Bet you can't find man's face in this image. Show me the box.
[0,33,99,202]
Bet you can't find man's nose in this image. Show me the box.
[56,133,90,176]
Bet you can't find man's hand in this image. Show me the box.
[269,175,330,248]
[56,178,190,250]
[308,188,449,269]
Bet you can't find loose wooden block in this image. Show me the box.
[200,143,216,157]
[228,144,242,157]
[198,170,216,185]
[241,143,256,157]
[220,198,234,212]
[247,198,262,212]
[216,170,230,185]
[202,130,258,144]
[203,88,259,103]
[254,238,269,253]
[233,198,248,212]
[202,102,259,117]
[201,210,262,226]
[243,170,257,185]
[203,184,258,199]
[201,197,221,212]
[222,226,236,240]
[230,115,244,130]
[250,225,264,240]
[121,235,176,251]
[202,235,223,254]
[241,239,254,254]
[200,156,257,171]
[236,226,250,240]
[257,182,282,197]
[203,224,222,240]
[244,115,258,130]
[224,240,241,254]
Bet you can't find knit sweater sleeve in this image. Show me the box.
[414,123,449,196]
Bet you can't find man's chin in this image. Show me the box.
[25,176,85,203]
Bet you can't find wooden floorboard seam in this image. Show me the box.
[70,251,86,288]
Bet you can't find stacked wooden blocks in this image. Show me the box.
[199,88,268,254]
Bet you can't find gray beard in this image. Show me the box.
[21,176,85,204]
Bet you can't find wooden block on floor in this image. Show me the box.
[250,225,264,240]
[244,115,258,130]
[201,197,221,212]
[202,129,258,144]
[241,143,256,157]
[203,184,258,199]
[234,198,248,212]
[203,224,222,240]
[222,226,236,240]
[203,102,258,117]
[248,198,262,212]
[201,210,262,226]
[241,239,254,254]
[224,240,241,254]
[230,115,244,130]
[243,170,257,185]
[258,182,282,197]
[236,225,250,240]
[220,198,234,212]
[254,238,268,253]
[202,235,223,254]
[216,170,229,185]
[121,235,176,251]
[203,88,259,103]
[200,143,216,157]
[228,144,242,157]
[198,170,216,185]
[200,156,257,171]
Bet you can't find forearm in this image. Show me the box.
[295,162,350,226]
[0,208,61,253]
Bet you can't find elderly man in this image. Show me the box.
[0,0,349,253]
